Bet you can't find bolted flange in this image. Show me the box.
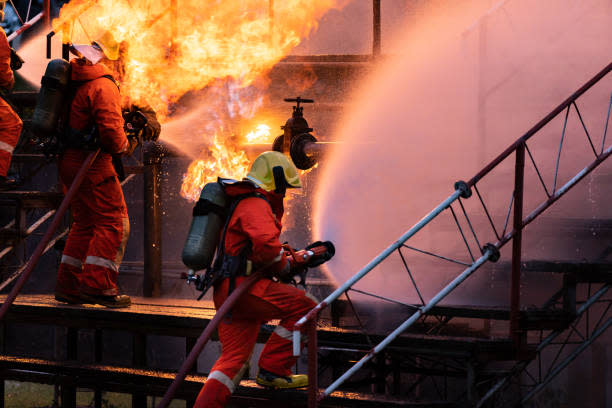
[290,132,318,170]
[454,180,472,198]
[482,243,500,262]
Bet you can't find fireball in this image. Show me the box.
[53,0,346,200]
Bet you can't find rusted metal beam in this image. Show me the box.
[468,62,612,187]
[510,143,524,351]
[144,145,163,297]
[372,0,381,56]
[0,150,100,321]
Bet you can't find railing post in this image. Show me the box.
[43,0,51,27]
[510,142,525,351]
[372,0,381,56]
[144,144,163,297]
[307,318,318,408]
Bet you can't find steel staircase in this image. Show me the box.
[293,62,612,407]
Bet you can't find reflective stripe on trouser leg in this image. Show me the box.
[81,216,129,296]
[258,283,317,376]
[57,257,84,296]
[194,318,259,408]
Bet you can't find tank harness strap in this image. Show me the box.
[215,192,270,297]
[192,198,227,218]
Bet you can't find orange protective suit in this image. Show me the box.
[0,28,22,177]
[56,60,130,297]
[194,184,316,408]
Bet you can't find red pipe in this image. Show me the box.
[307,318,319,408]
[0,149,100,321]
[43,0,51,28]
[157,269,266,408]
[468,62,612,187]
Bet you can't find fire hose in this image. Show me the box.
[0,149,100,321]
[158,241,334,407]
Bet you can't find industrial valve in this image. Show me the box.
[273,96,324,170]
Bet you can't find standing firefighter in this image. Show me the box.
[0,0,23,189]
[194,152,317,407]
[54,33,138,308]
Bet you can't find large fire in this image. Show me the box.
[180,133,251,201]
[52,0,345,201]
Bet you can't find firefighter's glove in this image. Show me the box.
[140,110,161,141]
[126,105,161,141]
[125,131,141,156]
[10,48,24,71]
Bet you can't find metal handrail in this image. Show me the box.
[294,61,612,406]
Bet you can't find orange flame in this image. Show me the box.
[180,133,251,201]
[244,124,273,144]
[53,0,345,201]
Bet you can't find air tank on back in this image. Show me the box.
[181,182,228,271]
[31,59,71,135]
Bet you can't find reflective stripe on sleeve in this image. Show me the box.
[61,255,83,269]
[208,370,236,393]
[0,140,14,154]
[85,255,119,273]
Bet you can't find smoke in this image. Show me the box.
[314,0,612,305]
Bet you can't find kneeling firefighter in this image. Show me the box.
[46,32,158,308]
[192,151,331,408]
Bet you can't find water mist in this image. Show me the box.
[314,0,612,308]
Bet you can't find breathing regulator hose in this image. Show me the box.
[0,149,101,320]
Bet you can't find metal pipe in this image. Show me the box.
[510,143,524,349]
[46,31,54,59]
[468,63,611,187]
[303,142,327,158]
[0,149,100,320]
[156,269,266,408]
[144,147,162,297]
[307,319,318,408]
[7,12,43,42]
[372,0,381,56]
[43,0,50,27]
[494,142,612,250]
[293,188,464,354]
[477,284,610,407]
[521,317,612,404]
[321,248,493,398]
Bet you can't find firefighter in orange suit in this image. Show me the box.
[194,152,317,408]
[54,33,136,308]
[0,0,23,189]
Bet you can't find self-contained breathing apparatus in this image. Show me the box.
[181,178,335,300]
[31,56,147,163]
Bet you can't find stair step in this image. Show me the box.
[0,191,63,209]
[0,355,457,407]
[10,153,50,163]
[4,295,521,361]
[493,260,612,283]
[0,227,20,244]
[332,300,574,331]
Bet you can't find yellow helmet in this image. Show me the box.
[246,151,301,193]
[92,30,120,61]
